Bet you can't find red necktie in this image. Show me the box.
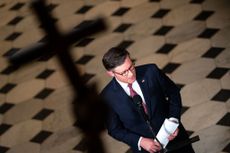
[128,83,148,114]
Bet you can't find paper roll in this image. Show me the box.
[156,118,179,148]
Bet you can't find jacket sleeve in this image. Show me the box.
[106,105,141,150]
[100,90,141,151]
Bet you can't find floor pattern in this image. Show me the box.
[0,0,229,153]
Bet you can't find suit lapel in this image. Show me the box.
[111,78,138,111]
[137,69,156,119]
[137,75,153,119]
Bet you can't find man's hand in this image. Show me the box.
[140,137,161,153]
[168,128,179,141]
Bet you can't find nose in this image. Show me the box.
[127,69,134,78]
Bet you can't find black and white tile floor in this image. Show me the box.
[0,0,229,153]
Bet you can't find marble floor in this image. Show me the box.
[0,0,229,153]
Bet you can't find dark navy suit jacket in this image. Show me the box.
[101,64,192,153]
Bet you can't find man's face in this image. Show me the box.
[110,56,136,84]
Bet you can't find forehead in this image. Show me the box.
[113,56,132,72]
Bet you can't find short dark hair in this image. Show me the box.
[102,47,130,71]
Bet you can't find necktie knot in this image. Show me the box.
[128,83,137,97]
[127,83,132,89]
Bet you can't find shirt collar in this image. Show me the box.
[115,77,138,89]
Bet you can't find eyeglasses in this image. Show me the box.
[113,63,135,77]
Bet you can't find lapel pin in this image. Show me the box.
[142,80,145,83]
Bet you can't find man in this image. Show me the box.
[100,47,195,153]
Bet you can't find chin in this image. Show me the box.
[128,78,136,83]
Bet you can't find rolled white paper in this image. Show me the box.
[156,118,179,148]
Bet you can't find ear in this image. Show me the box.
[106,71,114,77]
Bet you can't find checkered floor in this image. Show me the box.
[0,0,229,153]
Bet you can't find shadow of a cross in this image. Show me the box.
[8,0,108,153]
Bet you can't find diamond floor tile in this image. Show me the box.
[0,0,229,153]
